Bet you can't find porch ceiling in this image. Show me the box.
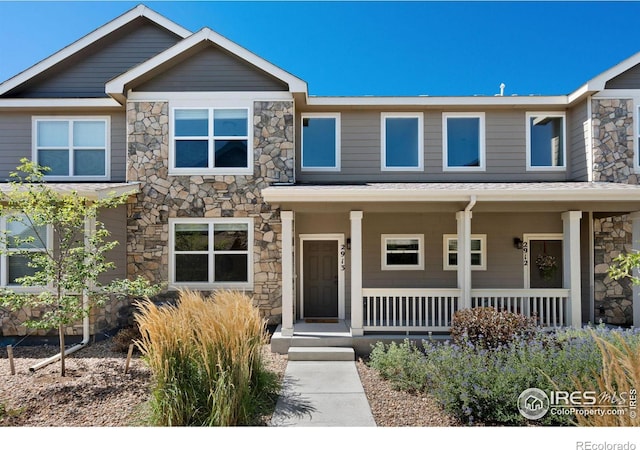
[263,182,640,213]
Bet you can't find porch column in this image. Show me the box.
[350,211,364,336]
[631,212,640,328]
[562,211,582,327]
[456,210,472,309]
[280,211,294,337]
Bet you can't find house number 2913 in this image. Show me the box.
[340,245,346,271]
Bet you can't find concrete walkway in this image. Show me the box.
[270,360,377,427]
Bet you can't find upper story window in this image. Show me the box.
[381,113,424,171]
[301,113,340,171]
[381,234,424,270]
[169,218,253,289]
[33,117,109,180]
[171,107,251,175]
[526,113,566,171]
[636,106,640,173]
[443,113,485,171]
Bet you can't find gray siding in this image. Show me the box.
[98,204,128,283]
[135,44,289,92]
[4,19,181,98]
[605,63,640,89]
[296,109,571,183]
[568,100,589,181]
[0,109,126,181]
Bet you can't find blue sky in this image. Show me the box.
[1,1,640,97]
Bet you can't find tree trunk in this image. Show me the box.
[59,324,65,377]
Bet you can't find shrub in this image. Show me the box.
[111,326,141,353]
[134,289,279,426]
[450,307,538,350]
[368,340,430,392]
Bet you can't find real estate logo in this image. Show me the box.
[518,388,550,420]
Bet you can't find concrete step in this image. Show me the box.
[288,346,355,361]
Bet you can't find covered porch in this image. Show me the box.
[264,182,640,343]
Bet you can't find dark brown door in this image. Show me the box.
[529,239,563,288]
[303,240,339,318]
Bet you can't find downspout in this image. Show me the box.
[465,195,477,213]
[29,213,94,372]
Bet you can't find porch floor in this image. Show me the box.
[269,320,449,356]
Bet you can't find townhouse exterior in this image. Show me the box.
[1,5,640,344]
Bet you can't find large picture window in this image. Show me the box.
[301,113,340,171]
[443,234,486,271]
[443,113,485,171]
[526,113,566,170]
[172,107,251,174]
[170,218,253,288]
[381,113,424,171]
[381,234,424,270]
[34,117,109,179]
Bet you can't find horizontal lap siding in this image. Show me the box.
[0,110,126,180]
[569,100,589,181]
[5,19,181,98]
[136,45,288,92]
[605,63,640,89]
[297,109,570,183]
[98,204,127,283]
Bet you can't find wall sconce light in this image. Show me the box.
[346,238,351,250]
[513,237,523,250]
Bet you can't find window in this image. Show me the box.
[443,113,485,171]
[34,117,109,179]
[381,234,424,270]
[381,113,424,171]
[301,113,340,171]
[526,113,566,170]
[172,107,251,174]
[169,218,253,288]
[443,234,486,271]
[1,214,51,286]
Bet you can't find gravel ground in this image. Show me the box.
[0,337,456,427]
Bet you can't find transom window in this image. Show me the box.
[381,113,424,171]
[443,113,485,171]
[443,234,486,271]
[172,108,251,174]
[170,218,253,288]
[301,113,340,171]
[526,113,566,170]
[381,234,424,270]
[34,117,109,179]
[1,214,51,286]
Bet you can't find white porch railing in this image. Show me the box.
[471,289,570,328]
[362,288,461,332]
[361,288,571,332]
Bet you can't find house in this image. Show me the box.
[1,5,639,351]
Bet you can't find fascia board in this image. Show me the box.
[305,95,569,107]
[0,98,122,109]
[0,4,192,96]
[106,27,308,98]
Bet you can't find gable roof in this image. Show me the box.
[105,27,308,102]
[0,4,191,97]
[568,50,640,102]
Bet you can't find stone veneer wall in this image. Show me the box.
[591,98,636,325]
[126,100,294,324]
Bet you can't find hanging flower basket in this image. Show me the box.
[536,254,558,280]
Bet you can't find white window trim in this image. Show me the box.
[32,116,111,181]
[636,105,640,174]
[525,112,567,171]
[169,104,253,176]
[381,234,424,271]
[443,234,487,271]
[442,112,486,172]
[301,112,341,172]
[0,215,54,289]
[168,217,254,290]
[380,112,424,172]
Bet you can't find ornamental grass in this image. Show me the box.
[134,289,276,426]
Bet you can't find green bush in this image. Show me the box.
[369,340,430,392]
[450,307,538,350]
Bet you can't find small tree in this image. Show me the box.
[0,159,160,375]
[609,251,640,286]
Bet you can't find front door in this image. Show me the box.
[302,240,339,318]
[524,235,563,288]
